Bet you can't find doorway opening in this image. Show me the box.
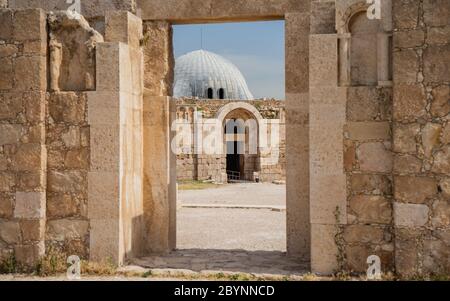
[173,20,286,254]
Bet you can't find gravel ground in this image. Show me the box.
[177,183,286,251]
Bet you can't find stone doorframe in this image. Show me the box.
[139,0,313,268]
[89,0,344,275]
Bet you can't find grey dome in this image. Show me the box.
[174,50,254,100]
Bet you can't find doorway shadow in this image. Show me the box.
[131,248,309,275]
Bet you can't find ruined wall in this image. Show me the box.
[392,0,450,276]
[0,8,47,265]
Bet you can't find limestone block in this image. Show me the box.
[90,125,120,172]
[46,219,89,241]
[0,57,13,90]
[431,200,450,228]
[357,142,393,173]
[393,29,425,48]
[0,92,23,120]
[394,176,437,204]
[347,87,392,122]
[311,224,337,275]
[0,44,18,58]
[393,154,422,174]
[349,195,392,224]
[106,11,143,48]
[395,228,421,276]
[10,144,45,172]
[310,174,347,224]
[430,85,450,118]
[14,56,47,91]
[96,42,122,92]
[423,45,450,83]
[423,0,450,27]
[432,145,450,174]
[20,219,45,241]
[47,170,86,193]
[393,123,420,154]
[14,192,45,219]
[89,218,122,265]
[24,92,46,124]
[0,124,22,145]
[87,91,120,125]
[88,172,120,220]
[0,9,13,40]
[0,194,14,218]
[421,123,442,158]
[343,224,385,244]
[13,9,46,41]
[427,26,450,45]
[13,242,44,266]
[394,203,429,227]
[346,122,391,141]
[0,220,21,244]
[393,50,418,84]
[285,12,309,94]
[350,174,392,195]
[392,0,420,30]
[64,148,89,169]
[440,178,450,199]
[143,21,173,96]
[310,1,335,34]
[47,194,79,219]
[309,34,337,87]
[49,92,87,125]
[0,172,15,192]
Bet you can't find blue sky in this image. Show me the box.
[173,21,285,100]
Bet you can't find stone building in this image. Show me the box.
[173,50,286,183]
[0,0,449,277]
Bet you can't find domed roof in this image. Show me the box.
[174,50,254,100]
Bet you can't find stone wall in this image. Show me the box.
[392,0,450,276]
[0,8,47,265]
[175,99,286,183]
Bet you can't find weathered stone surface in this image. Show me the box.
[20,219,44,241]
[0,194,14,218]
[393,50,418,84]
[440,178,450,199]
[343,225,384,244]
[347,87,392,122]
[0,124,22,145]
[13,8,46,41]
[47,170,86,193]
[0,9,13,40]
[0,93,23,120]
[393,84,426,121]
[0,44,18,58]
[357,142,393,173]
[394,203,429,227]
[0,57,13,90]
[350,174,392,195]
[48,93,86,124]
[0,221,21,244]
[393,123,420,154]
[14,192,44,219]
[346,244,394,273]
[349,195,392,224]
[394,29,425,48]
[310,1,335,34]
[441,123,450,145]
[13,242,44,266]
[393,0,420,29]
[64,148,89,169]
[421,123,442,158]
[0,172,14,192]
[10,144,44,172]
[430,85,450,118]
[423,0,450,27]
[47,194,79,218]
[394,154,422,174]
[46,219,89,241]
[432,145,450,174]
[431,200,450,227]
[423,45,450,83]
[346,122,391,141]
[14,56,47,91]
[427,26,450,45]
[395,176,438,204]
[395,228,421,275]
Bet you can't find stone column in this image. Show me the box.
[285,12,310,261]
[142,20,176,253]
